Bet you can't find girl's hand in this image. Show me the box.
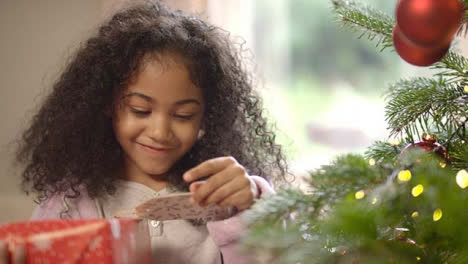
[0,241,26,264]
[183,156,259,211]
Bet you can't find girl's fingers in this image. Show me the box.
[203,176,249,206]
[12,244,26,264]
[218,189,254,211]
[189,181,205,192]
[0,241,8,264]
[0,243,27,264]
[191,167,239,204]
[183,156,238,182]
[189,181,205,205]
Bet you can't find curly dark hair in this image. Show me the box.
[15,0,288,202]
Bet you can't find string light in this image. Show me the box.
[372,198,378,205]
[412,184,424,197]
[456,169,468,189]
[355,190,365,200]
[368,158,376,166]
[398,170,412,182]
[411,211,419,218]
[390,138,400,146]
[433,209,443,221]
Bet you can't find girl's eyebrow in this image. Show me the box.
[174,99,201,106]
[124,92,201,106]
[124,92,153,102]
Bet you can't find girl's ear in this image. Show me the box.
[197,129,205,140]
[197,121,206,140]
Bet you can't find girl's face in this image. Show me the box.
[113,53,204,180]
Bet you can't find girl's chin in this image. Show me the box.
[144,169,170,176]
[141,166,172,177]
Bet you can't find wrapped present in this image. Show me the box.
[0,218,151,264]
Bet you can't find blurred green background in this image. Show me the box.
[251,0,402,172]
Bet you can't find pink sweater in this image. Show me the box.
[30,176,274,264]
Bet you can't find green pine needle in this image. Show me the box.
[432,52,468,83]
[384,77,465,138]
[365,140,405,165]
[331,0,394,51]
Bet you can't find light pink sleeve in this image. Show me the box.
[30,189,99,220]
[30,194,64,220]
[206,176,274,264]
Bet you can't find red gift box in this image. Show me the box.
[0,219,151,264]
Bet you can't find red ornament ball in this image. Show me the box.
[396,0,463,46]
[400,133,449,161]
[393,25,449,66]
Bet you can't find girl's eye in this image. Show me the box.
[130,107,151,116]
[173,114,194,120]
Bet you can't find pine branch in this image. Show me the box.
[243,155,390,261]
[330,0,394,51]
[242,189,332,263]
[385,78,465,138]
[365,133,468,170]
[447,138,468,170]
[432,52,468,83]
[307,154,389,204]
[365,140,405,165]
[243,188,318,226]
[313,154,468,263]
[244,152,468,263]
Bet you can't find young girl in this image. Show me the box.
[12,1,287,263]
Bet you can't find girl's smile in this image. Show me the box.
[137,142,173,156]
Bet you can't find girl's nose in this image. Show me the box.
[148,114,172,142]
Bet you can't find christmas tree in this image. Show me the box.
[242,0,468,263]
